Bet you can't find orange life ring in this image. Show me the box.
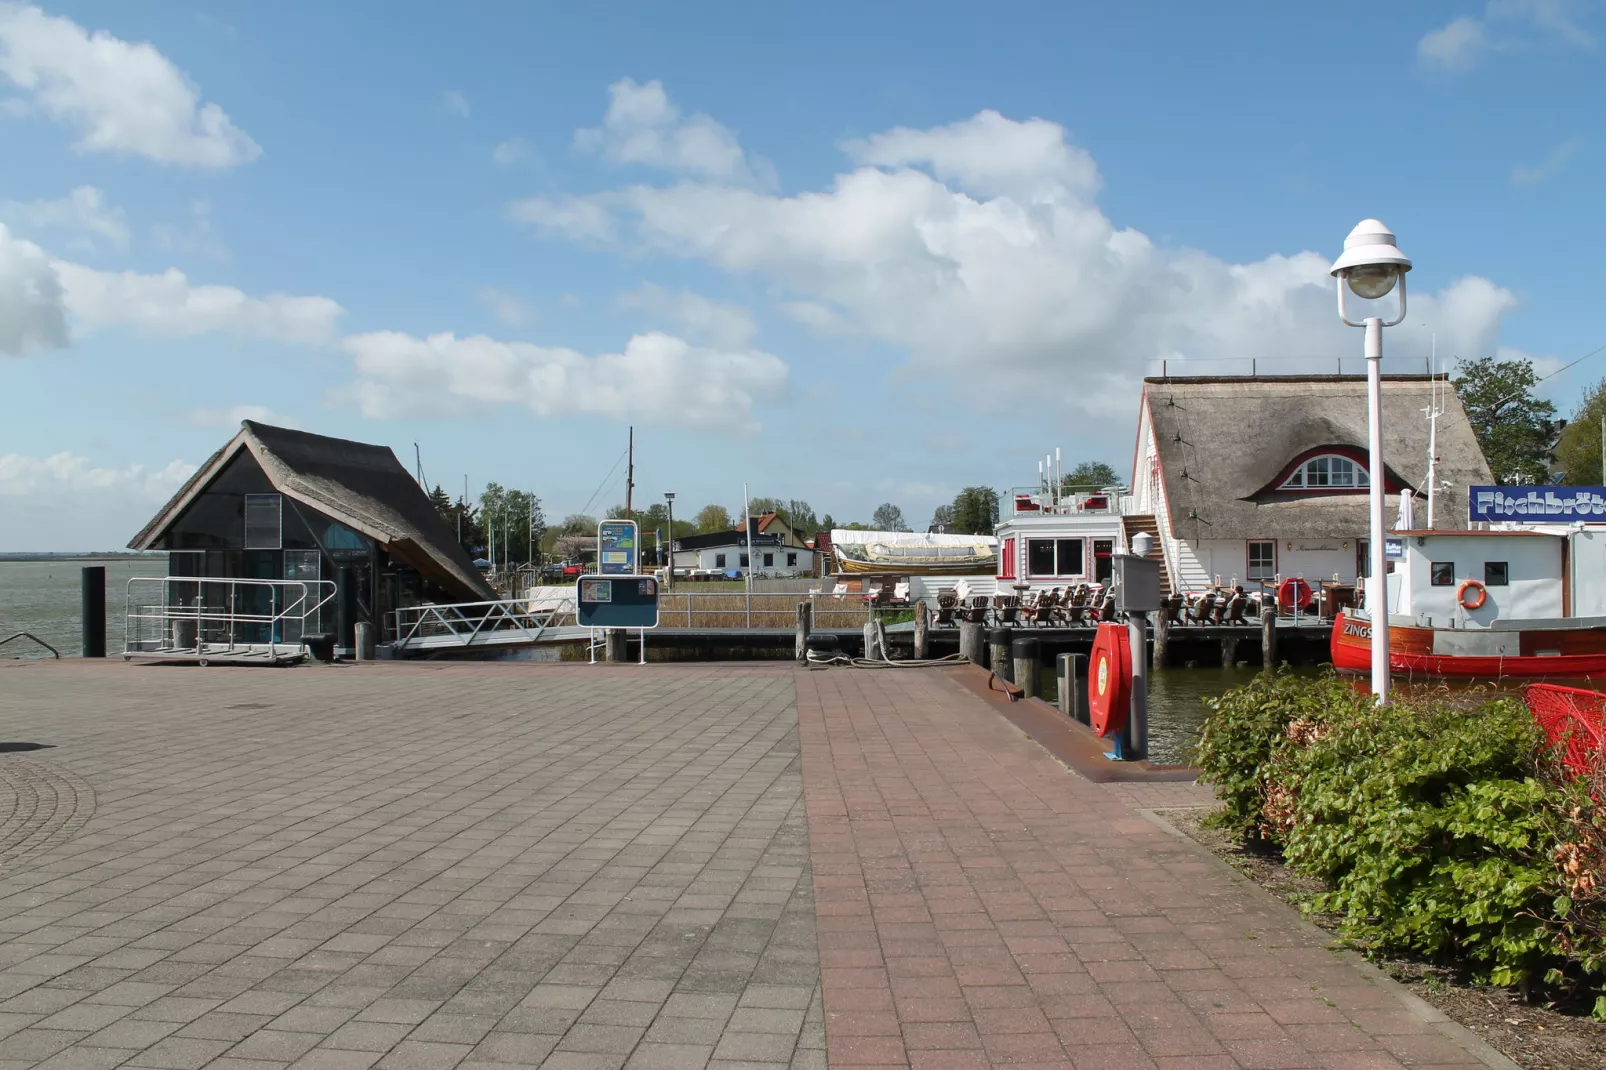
[1457,579,1487,611]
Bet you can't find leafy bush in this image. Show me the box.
[1196,671,1606,1014]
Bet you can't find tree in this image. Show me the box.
[480,483,545,567]
[559,513,597,534]
[820,513,835,532]
[784,499,819,534]
[1555,379,1606,485]
[950,486,1000,534]
[1062,461,1120,491]
[429,485,484,557]
[871,503,908,531]
[929,504,956,532]
[1454,356,1558,485]
[695,503,733,532]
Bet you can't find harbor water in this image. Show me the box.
[0,558,163,659]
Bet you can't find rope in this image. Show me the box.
[804,649,970,670]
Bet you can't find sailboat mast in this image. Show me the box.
[625,426,635,520]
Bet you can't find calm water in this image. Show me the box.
[0,558,166,658]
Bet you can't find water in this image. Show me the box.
[0,558,165,658]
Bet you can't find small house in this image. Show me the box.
[671,517,815,577]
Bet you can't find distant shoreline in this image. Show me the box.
[0,553,162,563]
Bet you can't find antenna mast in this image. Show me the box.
[1423,334,1444,529]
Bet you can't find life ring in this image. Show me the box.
[1458,579,1488,611]
[1277,577,1313,611]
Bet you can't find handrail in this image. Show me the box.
[0,633,60,659]
[125,577,337,658]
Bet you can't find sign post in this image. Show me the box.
[593,521,645,662]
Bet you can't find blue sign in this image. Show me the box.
[597,520,639,575]
[1384,537,1404,560]
[1469,486,1606,523]
[577,575,660,629]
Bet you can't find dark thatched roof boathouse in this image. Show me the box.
[130,421,494,657]
[1130,374,1494,594]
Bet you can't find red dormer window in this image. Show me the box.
[1281,454,1369,490]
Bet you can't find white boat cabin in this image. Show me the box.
[1385,527,1606,626]
[994,486,1133,596]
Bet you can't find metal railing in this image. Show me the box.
[390,596,577,650]
[1008,486,1131,516]
[125,577,337,658]
[1,632,60,659]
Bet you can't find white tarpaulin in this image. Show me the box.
[830,529,998,549]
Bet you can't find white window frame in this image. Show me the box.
[1280,454,1370,490]
[1247,540,1277,581]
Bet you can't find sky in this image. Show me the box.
[2,0,1603,551]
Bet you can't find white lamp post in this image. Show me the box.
[1331,219,1411,703]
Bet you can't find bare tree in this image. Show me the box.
[871,503,908,531]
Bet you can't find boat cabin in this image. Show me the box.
[995,487,1133,595]
[1385,530,1567,626]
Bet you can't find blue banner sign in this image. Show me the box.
[1469,486,1606,523]
[1384,537,1404,560]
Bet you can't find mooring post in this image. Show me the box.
[862,621,880,661]
[1221,636,1239,667]
[959,621,985,666]
[605,629,628,662]
[81,565,106,658]
[1261,609,1278,669]
[1058,652,1086,722]
[1153,603,1169,669]
[795,601,811,664]
[354,622,375,661]
[913,599,929,659]
[1012,636,1040,699]
[988,627,1012,682]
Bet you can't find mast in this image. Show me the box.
[625,426,635,520]
[1424,334,1442,529]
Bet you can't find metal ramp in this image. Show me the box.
[124,577,335,666]
[388,597,585,655]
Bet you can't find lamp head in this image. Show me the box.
[664,491,675,502]
[1131,531,1155,557]
[1330,219,1411,300]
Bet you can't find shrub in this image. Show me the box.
[1196,671,1606,1014]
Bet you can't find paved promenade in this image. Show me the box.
[0,661,1500,1070]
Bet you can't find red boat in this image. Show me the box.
[1331,610,1606,679]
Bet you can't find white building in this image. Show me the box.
[671,524,815,577]
[1129,374,1493,595]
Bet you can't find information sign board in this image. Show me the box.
[1384,537,1404,560]
[577,575,660,629]
[598,520,639,575]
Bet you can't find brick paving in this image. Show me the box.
[796,667,1496,1070]
[0,660,1502,1070]
[0,662,824,1070]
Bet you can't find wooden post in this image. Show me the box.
[1012,636,1040,699]
[988,628,1012,682]
[1261,609,1277,669]
[862,621,881,662]
[1058,653,1086,722]
[959,621,985,666]
[1221,635,1239,667]
[605,629,628,662]
[913,599,929,659]
[1153,604,1169,670]
[795,601,811,664]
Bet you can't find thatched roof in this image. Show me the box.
[131,421,495,602]
[1144,375,1493,541]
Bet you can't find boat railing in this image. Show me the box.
[1008,486,1130,516]
[124,577,337,658]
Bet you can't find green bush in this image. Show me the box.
[1196,671,1606,1014]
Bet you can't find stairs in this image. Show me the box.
[1122,514,1172,597]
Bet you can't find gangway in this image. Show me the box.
[125,577,337,665]
[388,595,586,654]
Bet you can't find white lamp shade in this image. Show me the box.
[1329,218,1412,278]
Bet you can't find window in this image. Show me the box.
[1247,540,1276,581]
[762,552,774,567]
[740,553,749,567]
[786,552,797,567]
[715,553,726,568]
[1430,561,1455,586]
[1280,454,1370,490]
[1484,561,1509,586]
[1027,539,1056,576]
[244,493,283,549]
[1025,538,1085,576]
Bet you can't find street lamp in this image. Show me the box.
[663,492,676,589]
[1331,218,1411,703]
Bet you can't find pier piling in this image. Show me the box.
[1153,606,1169,669]
[81,566,105,659]
[959,621,985,666]
[795,602,811,664]
[1057,652,1086,723]
[354,622,375,661]
[988,628,1013,682]
[913,600,929,659]
[1012,636,1040,699]
[604,629,628,663]
[1261,609,1278,668]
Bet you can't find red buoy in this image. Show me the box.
[1088,621,1132,738]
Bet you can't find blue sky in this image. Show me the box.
[2,0,1602,550]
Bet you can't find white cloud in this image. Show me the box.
[574,77,774,186]
[190,404,298,430]
[1418,16,1488,71]
[0,2,259,167]
[150,199,227,261]
[0,451,196,551]
[339,329,788,433]
[516,87,1525,418]
[442,89,469,117]
[52,260,343,343]
[1,185,128,250]
[1419,1,1595,73]
[1511,134,1584,184]
[492,136,533,165]
[0,221,68,354]
[476,285,529,326]
[617,283,756,349]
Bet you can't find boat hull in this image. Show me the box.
[1331,611,1606,678]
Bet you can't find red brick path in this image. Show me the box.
[796,667,1492,1070]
